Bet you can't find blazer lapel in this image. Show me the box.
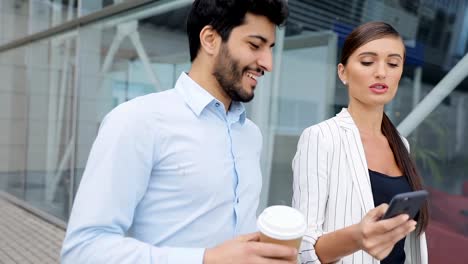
[335,108,375,213]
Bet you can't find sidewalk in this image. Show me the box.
[0,196,65,264]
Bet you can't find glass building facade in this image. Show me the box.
[0,0,467,262]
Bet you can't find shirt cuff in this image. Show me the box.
[164,247,206,264]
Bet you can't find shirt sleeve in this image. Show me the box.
[291,125,331,264]
[60,107,206,264]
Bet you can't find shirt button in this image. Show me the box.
[215,102,220,107]
[236,198,240,203]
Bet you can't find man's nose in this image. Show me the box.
[258,49,273,72]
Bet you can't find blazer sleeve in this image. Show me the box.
[401,135,429,264]
[420,232,428,264]
[292,125,331,264]
[401,136,429,264]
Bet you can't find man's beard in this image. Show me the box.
[213,44,262,102]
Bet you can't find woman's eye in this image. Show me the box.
[388,63,399,68]
[249,43,259,50]
[361,61,373,66]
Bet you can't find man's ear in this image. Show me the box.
[199,25,220,57]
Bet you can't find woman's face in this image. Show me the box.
[338,36,405,108]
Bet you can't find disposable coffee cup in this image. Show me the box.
[257,205,306,250]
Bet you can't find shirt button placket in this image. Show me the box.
[227,120,241,234]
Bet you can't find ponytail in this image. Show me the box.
[382,113,429,236]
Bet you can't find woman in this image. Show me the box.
[292,22,428,264]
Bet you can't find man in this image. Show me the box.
[61,0,294,263]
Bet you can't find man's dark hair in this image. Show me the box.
[187,0,288,62]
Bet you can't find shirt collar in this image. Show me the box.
[229,100,246,125]
[175,72,214,117]
[175,72,246,125]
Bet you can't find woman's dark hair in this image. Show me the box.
[186,0,288,62]
[341,21,428,236]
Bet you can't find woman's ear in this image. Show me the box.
[199,25,220,57]
[337,63,347,85]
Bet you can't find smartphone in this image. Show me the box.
[381,190,428,220]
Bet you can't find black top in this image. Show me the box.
[369,169,412,264]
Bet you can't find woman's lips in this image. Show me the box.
[369,83,388,94]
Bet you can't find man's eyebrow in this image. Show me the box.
[358,51,403,59]
[248,35,275,47]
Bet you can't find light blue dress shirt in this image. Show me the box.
[61,73,263,264]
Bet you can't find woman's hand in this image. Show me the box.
[355,203,417,260]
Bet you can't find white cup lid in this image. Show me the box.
[257,205,306,240]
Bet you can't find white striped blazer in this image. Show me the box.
[292,108,427,264]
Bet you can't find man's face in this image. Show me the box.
[213,13,276,102]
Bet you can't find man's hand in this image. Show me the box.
[356,203,417,260]
[203,232,298,264]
